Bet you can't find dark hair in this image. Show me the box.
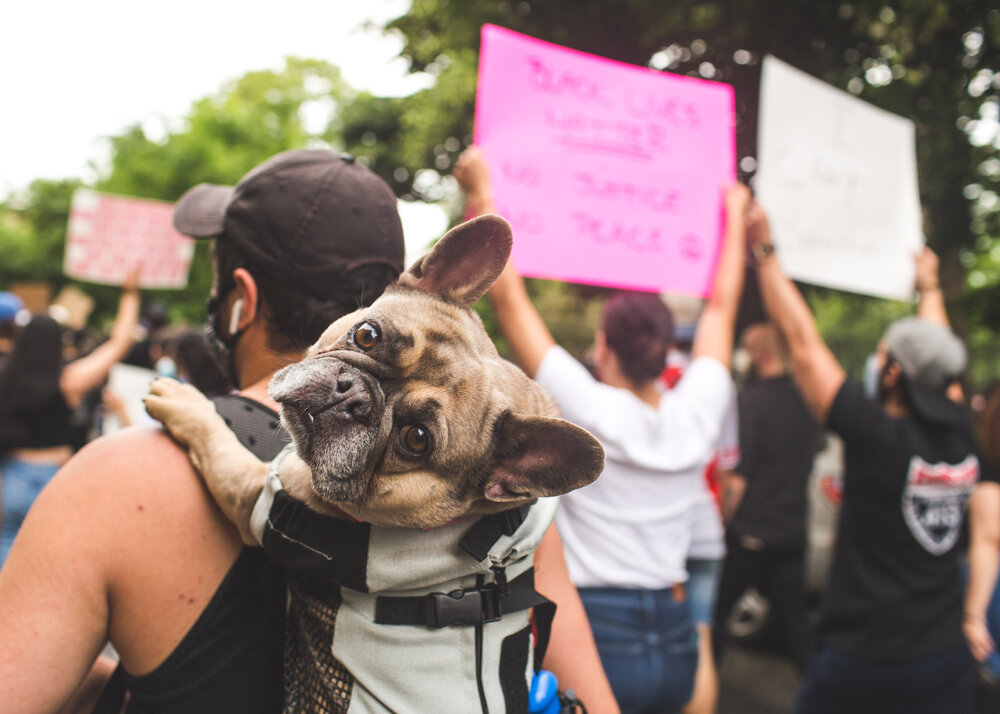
[0,315,65,448]
[601,291,674,385]
[215,240,399,352]
[175,330,233,398]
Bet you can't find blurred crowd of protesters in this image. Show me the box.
[0,144,997,714]
[0,280,229,565]
[457,145,1000,714]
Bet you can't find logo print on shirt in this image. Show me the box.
[901,455,978,555]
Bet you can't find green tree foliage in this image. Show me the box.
[0,179,82,286]
[0,57,350,327]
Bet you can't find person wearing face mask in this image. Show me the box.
[743,200,995,714]
[0,149,618,714]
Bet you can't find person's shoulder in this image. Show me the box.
[59,426,192,479]
[675,356,733,396]
[536,345,600,393]
[45,426,212,521]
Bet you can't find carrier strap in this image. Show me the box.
[374,568,551,628]
[459,503,532,561]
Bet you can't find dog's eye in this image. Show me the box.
[353,322,381,350]
[400,424,430,455]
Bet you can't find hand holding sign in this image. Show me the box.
[474,25,735,296]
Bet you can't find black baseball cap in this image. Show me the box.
[884,317,967,425]
[173,149,405,302]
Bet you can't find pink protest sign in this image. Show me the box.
[475,25,735,296]
[65,189,195,289]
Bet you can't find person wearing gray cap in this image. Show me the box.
[0,149,616,714]
[744,201,995,714]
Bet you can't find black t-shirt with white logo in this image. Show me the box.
[818,381,997,660]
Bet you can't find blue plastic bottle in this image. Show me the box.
[528,670,561,714]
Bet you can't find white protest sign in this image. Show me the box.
[755,56,923,300]
[102,363,158,435]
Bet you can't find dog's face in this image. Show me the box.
[268,215,604,528]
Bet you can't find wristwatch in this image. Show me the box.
[751,242,776,264]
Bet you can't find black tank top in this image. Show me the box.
[120,548,286,713]
[19,391,75,448]
[94,396,291,714]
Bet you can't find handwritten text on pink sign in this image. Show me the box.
[474,25,735,296]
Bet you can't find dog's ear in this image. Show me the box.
[399,214,513,307]
[483,414,604,502]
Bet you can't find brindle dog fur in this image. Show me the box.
[145,214,604,542]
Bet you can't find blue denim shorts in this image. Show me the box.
[579,586,698,714]
[1,457,61,565]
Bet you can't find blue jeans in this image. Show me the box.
[795,645,975,714]
[685,557,723,626]
[579,586,698,714]
[1,458,60,566]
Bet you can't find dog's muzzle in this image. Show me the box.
[270,359,385,433]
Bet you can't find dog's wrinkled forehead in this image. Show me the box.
[307,286,497,376]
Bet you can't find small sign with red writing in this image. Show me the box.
[474,25,735,296]
[65,189,195,289]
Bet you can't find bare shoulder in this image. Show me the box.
[29,426,245,673]
[50,426,208,500]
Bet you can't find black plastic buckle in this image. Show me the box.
[429,584,503,627]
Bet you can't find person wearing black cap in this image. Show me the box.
[744,201,995,714]
[0,149,617,714]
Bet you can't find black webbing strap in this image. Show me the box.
[531,597,556,672]
[459,504,533,561]
[374,568,550,628]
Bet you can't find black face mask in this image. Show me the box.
[204,294,242,392]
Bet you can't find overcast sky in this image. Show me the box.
[3,1,447,257]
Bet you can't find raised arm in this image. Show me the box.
[965,481,1000,662]
[454,148,555,378]
[60,270,141,408]
[914,247,949,328]
[690,184,751,369]
[748,202,846,423]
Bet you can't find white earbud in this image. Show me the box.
[228,298,244,336]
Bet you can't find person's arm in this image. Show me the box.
[56,655,119,714]
[60,270,142,408]
[0,465,116,712]
[965,481,1000,662]
[747,202,846,424]
[0,426,244,713]
[454,148,555,377]
[914,247,949,328]
[102,387,132,428]
[718,469,746,524]
[534,524,620,713]
[689,184,751,370]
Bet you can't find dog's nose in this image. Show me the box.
[333,373,374,423]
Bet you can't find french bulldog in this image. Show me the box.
[144,214,604,539]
